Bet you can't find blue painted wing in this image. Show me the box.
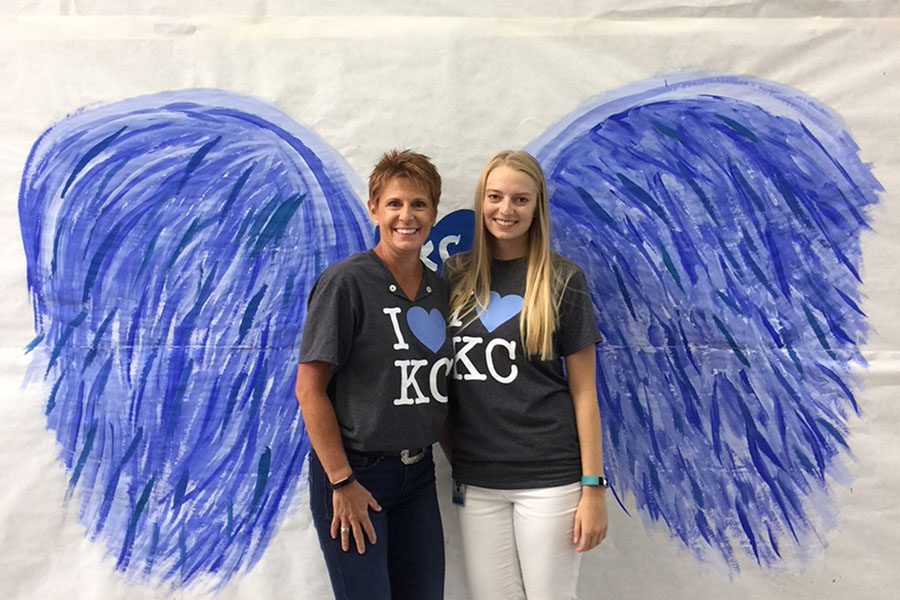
[529,75,879,569]
[19,90,374,585]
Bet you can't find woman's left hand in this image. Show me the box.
[573,487,608,552]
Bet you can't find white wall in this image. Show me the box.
[1,2,898,598]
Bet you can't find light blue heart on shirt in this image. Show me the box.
[478,291,524,333]
[407,307,447,353]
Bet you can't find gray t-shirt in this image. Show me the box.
[299,251,451,452]
[447,253,601,489]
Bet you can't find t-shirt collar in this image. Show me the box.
[367,249,434,302]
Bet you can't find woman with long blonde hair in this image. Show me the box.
[445,150,607,600]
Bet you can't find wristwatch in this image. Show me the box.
[581,475,610,488]
[328,472,357,490]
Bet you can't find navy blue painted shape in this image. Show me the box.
[528,75,880,570]
[422,208,475,272]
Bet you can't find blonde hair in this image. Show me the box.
[449,150,570,360]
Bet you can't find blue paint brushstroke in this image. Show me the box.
[529,74,879,570]
[18,89,374,586]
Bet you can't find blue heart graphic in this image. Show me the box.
[478,291,524,332]
[406,307,447,353]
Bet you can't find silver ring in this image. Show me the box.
[340,527,350,534]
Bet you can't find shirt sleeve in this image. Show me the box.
[556,266,603,357]
[298,264,359,369]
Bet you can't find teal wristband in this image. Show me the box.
[581,475,609,488]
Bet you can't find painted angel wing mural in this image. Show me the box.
[18,74,879,589]
[529,75,879,569]
[19,90,375,585]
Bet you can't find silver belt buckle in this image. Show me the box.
[400,448,425,465]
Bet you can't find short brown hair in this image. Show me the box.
[368,149,442,209]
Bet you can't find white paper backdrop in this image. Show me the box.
[2,2,899,598]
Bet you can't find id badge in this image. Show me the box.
[452,479,466,507]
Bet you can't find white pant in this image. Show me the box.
[457,482,583,600]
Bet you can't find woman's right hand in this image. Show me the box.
[330,480,382,554]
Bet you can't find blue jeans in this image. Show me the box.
[308,448,445,600]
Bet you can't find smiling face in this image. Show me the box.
[482,165,539,259]
[369,176,436,260]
